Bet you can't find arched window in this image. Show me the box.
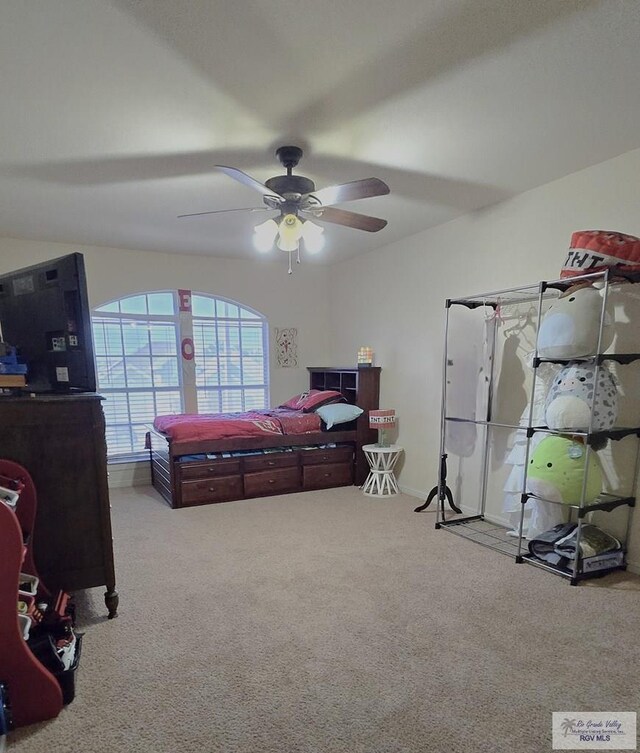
[92,291,269,459]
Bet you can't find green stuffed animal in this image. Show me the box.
[526,435,602,505]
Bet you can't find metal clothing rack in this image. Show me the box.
[434,269,640,585]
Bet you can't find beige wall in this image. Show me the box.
[327,146,640,571]
[0,237,331,406]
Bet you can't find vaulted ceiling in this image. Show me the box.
[1,0,639,263]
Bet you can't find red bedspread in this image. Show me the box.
[153,408,322,443]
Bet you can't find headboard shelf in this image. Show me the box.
[307,367,381,482]
[308,366,380,407]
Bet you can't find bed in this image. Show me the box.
[147,366,381,508]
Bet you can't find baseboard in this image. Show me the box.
[107,461,151,489]
[626,560,640,575]
[398,484,425,500]
[460,505,513,528]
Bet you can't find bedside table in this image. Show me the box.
[361,444,404,497]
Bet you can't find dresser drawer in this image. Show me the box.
[180,458,241,480]
[303,462,353,490]
[180,475,243,506]
[300,446,354,466]
[243,453,298,472]
[243,467,301,497]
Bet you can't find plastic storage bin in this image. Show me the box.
[27,631,82,705]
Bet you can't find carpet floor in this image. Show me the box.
[10,485,640,753]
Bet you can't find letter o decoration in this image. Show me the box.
[181,337,194,361]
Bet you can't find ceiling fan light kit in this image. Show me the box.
[277,214,302,252]
[180,145,390,274]
[254,213,324,252]
[253,214,325,274]
[300,219,325,254]
[253,218,279,253]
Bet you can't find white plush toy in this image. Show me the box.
[537,284,612,359]
[544,363,618,433]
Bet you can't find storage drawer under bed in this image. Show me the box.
[243,453,298,472]
[299,446,354,466]
[303,462,353,490]
[243,467,301,497]
[180,475,244,506]
[165,442,356,508]
[179,458,241,481]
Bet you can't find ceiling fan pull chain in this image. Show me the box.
[296,247,301,265]
[288,251,292,275]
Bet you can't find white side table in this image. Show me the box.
[362,444,404,497]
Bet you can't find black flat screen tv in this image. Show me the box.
[0,253,96,393]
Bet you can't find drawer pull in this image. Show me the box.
[207,467,216,473]
[208,486,215,492]
[269,479,276,484]
[324,473,331,477]
[267,461,276,466]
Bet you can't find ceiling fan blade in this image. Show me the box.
[302,206,387,232]
[304,177,390,206]
[178,207,271,219]
[216,165,284,199]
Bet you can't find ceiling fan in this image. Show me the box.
[178,145,390,273]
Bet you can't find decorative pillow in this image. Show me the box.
[526,436,602,505]
[537,284,612,359]
[315,402,364,429]
[544,363,618,433]
[279,389,345,413]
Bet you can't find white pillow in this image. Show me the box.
[315,403,363,429]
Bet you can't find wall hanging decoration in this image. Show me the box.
[275,328,298,368]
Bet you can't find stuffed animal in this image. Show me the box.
[526,435,602,505]
[561,229,640,279]
[544,363,618,433]
[537,284,612,359]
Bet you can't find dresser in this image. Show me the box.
[0,394,117,617]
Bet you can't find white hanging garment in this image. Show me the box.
[445,308,495,458]
[502,359,565,537]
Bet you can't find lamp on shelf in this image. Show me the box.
[369,409,396,448]
[253,214,325,274]
[357,346,374,367]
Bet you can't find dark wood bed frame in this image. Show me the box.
[148,366,381,508]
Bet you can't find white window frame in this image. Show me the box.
[92,290,270,460]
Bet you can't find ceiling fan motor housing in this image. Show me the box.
[275,145,303,168]
[266,145,316,199]
[265,174,316,198]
